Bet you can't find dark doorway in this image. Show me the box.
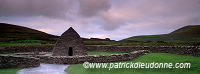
[68,47,73,56]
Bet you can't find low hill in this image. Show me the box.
[0,23,58,42]
[0,23,114,43]
[122,25,200,42]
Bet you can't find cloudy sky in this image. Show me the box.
[0,0,200,40]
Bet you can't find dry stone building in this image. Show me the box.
[52,27,87,56]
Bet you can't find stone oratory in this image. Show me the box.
[52,27,87,56]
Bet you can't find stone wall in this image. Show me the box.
[0,45,199,66]
[0,46,200,57]
[0,55,40,68]
[0,45,53,53]
[85,46,200,57]
[37,50,150,64]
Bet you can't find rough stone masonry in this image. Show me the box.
[52,27,87,56]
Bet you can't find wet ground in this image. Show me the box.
[18,63,68,74]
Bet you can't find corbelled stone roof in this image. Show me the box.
[59,27,81,42]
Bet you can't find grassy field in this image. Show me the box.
[85,40,200,46]
[0,38,199,47]
[0,41,198,47]
[65,52,200,74]
[124,35,164,42]
[0,42,41,46]
[0,39,56,46]
[0,68,21,74]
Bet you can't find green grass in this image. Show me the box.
[1,41,199,47]
[9,40,48,43]
[0,42,41,46]
[85,39,200,46]
[65,53,200,74]
[0,68,21,74]
[0,39,56,46]
[84,41,110,45]
[123,34,200,42]
[0,53,16,55]
[124,35,164,42]
[0,40,56,46]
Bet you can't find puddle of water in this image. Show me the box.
[18,63,68,74]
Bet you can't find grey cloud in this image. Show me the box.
[0,0,111,18]
[101,13,124,30]
[1,0,200,40]
[78,0,111,17]
[99,0,200,30]
[0,0,74,18]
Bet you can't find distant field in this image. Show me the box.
[0,40,199,47]
[124,35,164,42]
[0,40,55,46]
[123,34,200,42]
[0,42,41,46]
[85,41,199,46]
[66,53,200,74]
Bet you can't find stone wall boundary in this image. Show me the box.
[37,50,150,64]
[0,55,40,68]
[0,46,53,53]
[0,46,199,57]
[85,46,200,57]
[0,45,200,68]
